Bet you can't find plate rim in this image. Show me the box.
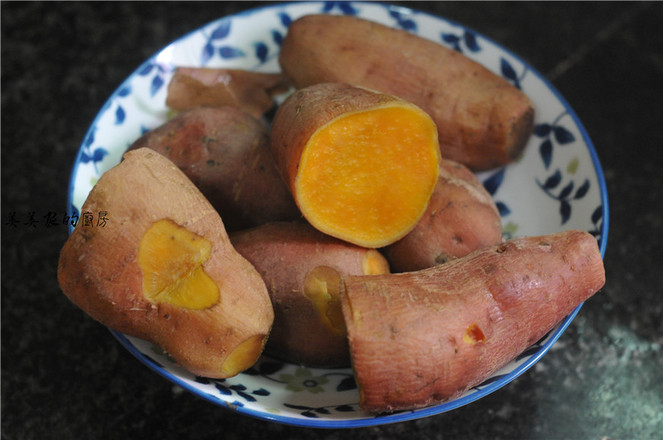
[65,0,609,428]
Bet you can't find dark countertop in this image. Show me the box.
[2,2,662,439]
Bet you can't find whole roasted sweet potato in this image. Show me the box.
[58,148,274,378]
[341,230,605,413]
[270,82,441,248]
[383,158,503,272]
[230,221,389,367]
[279,14,535,171]
[127,106,300,231]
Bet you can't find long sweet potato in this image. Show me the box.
[230,221,389,367]
[270,82,441,248]
[279,14,535,171]
[127,106,300,231]
[383,158,503,272]
[341,230,605,413]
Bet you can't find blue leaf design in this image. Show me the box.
[496,201,511,217]
[543,170,562,189]
[216,384,232,395]
[201,43,214,65]
[335,405,355,412]
[336,376,357,391]
[137,63,154,76]
[150,75,164,96]
[252,388,270,396]
[339,2,358,15]
[398,18,416,31]
[483,168,506,196]
[591,205,603,224]
[560,200,571,224]
[534,123,552,137]
[92,148,108,163]
[540,139,553,169]
[559,181,575,199]
[315,407,331,415]
[464,31,480,52]
[115,105,126,125]
[272,30,283,46]
[236,390,256,402]
[80,152,91,163]
[117,85,131,97]
[441,33,460,45]
[279,12,292,27]
[574,179,590,199]
[219,46,245,59]
[255,42,268,63]
[210,20,231,40]
[501,58,517,82]
[554,125,575,144]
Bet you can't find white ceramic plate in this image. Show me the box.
[66,1,609,428]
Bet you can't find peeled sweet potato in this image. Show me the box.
[127,106,300,231]
[279,14,535,171]
[341,230,605,413]
[383,158,503,272]
[270,82,441,248]
[166,67,291,118]
[57,148,274,378]
[230,221,389,368]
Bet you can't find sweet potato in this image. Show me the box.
[270,82,441,248]
[383,158,503,272]
[127,106,300,231]
[57,148,274,378]
[341,230,605,413]
[166,67,290,118]
[279,14,535,171]
[230,221,389,367]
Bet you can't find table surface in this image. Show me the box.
[2,2,662,439]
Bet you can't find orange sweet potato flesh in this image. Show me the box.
[127,106,300,231]
[166,67,291,118]
[57,148,274,378]
[383,158,503,272]
[270,82,441,248]
[279,15,535,171]
[230,221,389,368]
[341,230,605,413]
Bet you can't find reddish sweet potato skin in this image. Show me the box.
[230,221,389,368]
[341,230,605,413]
[127,106,300,231]
[279,14,535,171]
[166,67,291,118]
[383,158,503,272]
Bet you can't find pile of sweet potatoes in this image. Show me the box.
[58,14,605,414]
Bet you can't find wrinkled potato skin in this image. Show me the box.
[230,221,389,368]
[384,159,503,272]
[128,106,300,231]
[279,14,535,171]
[342,230,605,413]
[57,148,274,378]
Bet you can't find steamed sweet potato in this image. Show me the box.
[57,148,274,378]
[279,14,535,171]
[166,67,290,118]
[127,106,300,231]
[230,221,389,367]
[341,230,605,413]
[384,158,503,272]
[270,82,441,248]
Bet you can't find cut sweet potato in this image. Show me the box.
[341,230,605,413]
[57,148,274,378]
[230,221,389,367]
[383,158,503,272]
[127,106,300,231]
[279,14,535,171]
[270,82,441,248]
[166,67,290,118]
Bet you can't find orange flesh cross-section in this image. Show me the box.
[295,104,440,248]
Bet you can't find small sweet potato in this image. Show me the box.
[166,67,291,118]
[279,14,535,171]
[341,230,605,413]
[270,82,441,248]
[230,221,389,367]
[383,158,503,272]
[127,106,300,231]
[58,148,274,378]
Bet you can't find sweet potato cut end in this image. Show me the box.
[295,104,440,248]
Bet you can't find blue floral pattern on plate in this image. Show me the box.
[66,1,609,428]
